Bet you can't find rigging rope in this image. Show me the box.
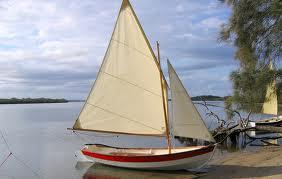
[0,152,12,168]
[0,130,11,152]
[0,130,44,178]
[191,143,218,171]
[72,130,121,147]
[73,131,92,143]
[11,153,42,178]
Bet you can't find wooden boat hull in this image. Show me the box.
[80,144,215,170]
[256,121,282,126]
[256,117,282,127]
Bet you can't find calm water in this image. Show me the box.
[0,102,280,178]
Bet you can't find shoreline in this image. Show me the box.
[0,99,84,104]
[0,102,69,104]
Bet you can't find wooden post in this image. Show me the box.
[157,41,172,154]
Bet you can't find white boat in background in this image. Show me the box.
[69,0,216,170]
[256,61,282,127]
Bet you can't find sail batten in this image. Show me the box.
[110,38,153,59]
[84,102,164,133]
[100,70,162,97]
[168,61,215,142]
[73,0,167,135]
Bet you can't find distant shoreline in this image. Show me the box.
[0,95,227,104]
[0,98,82,104]
[191,95,228,101]
[0,95,225,104]
[3,96,280,104]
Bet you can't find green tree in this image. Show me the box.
[220,0,281,67]
[219,0,282,112]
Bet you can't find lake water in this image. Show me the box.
[0,102,280,178]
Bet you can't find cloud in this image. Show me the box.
[173,60,232,73]
[0,0,235,98]
[197,17,225,30]
[159,24,174,33]
[174,33,194,39]
[176,4,184,13]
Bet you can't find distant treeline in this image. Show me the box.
[0,98,68,104]
[191,95,229,101]
[191,95,282,104]
[68,99,85,102]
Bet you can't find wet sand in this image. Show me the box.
[203,146,282,179]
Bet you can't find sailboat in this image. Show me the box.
[256,62,282,126]
[68,0,216,170]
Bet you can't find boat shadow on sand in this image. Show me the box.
[76,162,199,179]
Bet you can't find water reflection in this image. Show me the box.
[0,102,280,178]
[80,163,197,179]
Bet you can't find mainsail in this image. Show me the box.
[73,0,167,136]
[262,62,277,115]
[168,61,215,142]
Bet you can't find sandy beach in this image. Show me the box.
[202,146,282,179]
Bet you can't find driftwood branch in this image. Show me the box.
[193,100,281,147]
[195,101,238,128]
[195,101,243,123]
[213,124,239,138]
[261,140,280,146]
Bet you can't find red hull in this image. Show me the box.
[82,145,215,163]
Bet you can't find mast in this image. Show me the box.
[157,41,172,153]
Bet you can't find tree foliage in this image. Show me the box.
[230,68,282,112]
[220,0,281,67]
[220,0,282,112]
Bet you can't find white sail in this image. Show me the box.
[168,61,215,142]
[73,0,166,136]
[262,62,277,115]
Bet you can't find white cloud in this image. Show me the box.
[0,0,234,98]
[159,24,173,33]
[175,33,193,39]
[176,4,184,13]
[198,17,225,30]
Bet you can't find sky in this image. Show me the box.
[0,0,238,99]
